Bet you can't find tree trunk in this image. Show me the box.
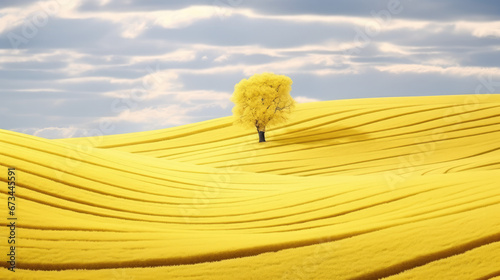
[258,131,266,142]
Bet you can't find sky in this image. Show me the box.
[0,0,499,139]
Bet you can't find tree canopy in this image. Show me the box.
[231,73,295,142]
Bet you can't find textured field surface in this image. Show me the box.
[1,94,499,279]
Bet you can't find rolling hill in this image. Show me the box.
[1,94,500,279]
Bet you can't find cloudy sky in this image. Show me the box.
[1,0,499,138]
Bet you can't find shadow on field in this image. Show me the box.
[271,124,371,146]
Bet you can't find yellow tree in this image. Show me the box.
[231,73,295,142]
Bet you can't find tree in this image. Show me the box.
[231,73,295,142]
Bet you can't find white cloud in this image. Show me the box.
[190,44,285,57]
[60,76,137,85]
[120,20,148,39]
[187,40,378,60]
[23,126,82,139]
[129,49,197,64]
[98,103,228,129]
[97,95,231,130]
[3,2,499,43]
[378,42,412,56]
[0,2,224,39]
[0,1,459,43]
[238,9,431,32]
[455,21,500,38]
[241,54,352,76]
[130,70,181,100]
[171,90,232,106]
[11,88,64,92]
[0,49,80,64]
[0,0,81,34]
[375,64,500,78]
[57,5,223,38]
[311,68,359,76]
[214,54,230,62]
[102,105,193,126]
[97,0,112,6]
[153,6,221,29]
[294,96,320,103]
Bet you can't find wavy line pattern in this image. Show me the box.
[1,94,499,279]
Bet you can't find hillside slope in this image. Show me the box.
[1,94,499,279]
[62,94,500,177]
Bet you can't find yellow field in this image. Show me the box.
[1,94,500,279]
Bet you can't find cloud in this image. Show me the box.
[22,126,82,139]
[129,49,197,64]
[99,104,214,129]
[214,54,230,62]
[70,0,500,21]
[96,6,223,38]
[455,21,500,38]
[375,64,500,78]
[171,90,232,106]
[294,96,321,103]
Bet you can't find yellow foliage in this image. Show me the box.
[231,72,295,132]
